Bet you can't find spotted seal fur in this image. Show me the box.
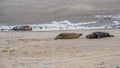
[55,33,82,39]
[86,31,114,39]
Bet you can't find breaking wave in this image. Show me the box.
[0,14,120,31]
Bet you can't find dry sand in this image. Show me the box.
[0,29,120,68]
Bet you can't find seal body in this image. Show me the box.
[86,31,114,39]
[55,33,82,39]
[12,25,32,31]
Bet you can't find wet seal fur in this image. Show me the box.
[12,25,32,31]
[55,33,82,39]
[86,31,114,39]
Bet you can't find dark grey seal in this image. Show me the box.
[55,33,82,39]
[86,31,114,39]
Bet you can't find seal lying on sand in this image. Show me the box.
[55,33,82,39]
[86,31,114,39]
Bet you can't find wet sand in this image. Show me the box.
[0,29,120,68]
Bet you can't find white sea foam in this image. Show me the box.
[31,20,120,31]
[31,20,98,31]
[1,14,120,31]
[95,14,120,20]
[112,14,120,19]
[95,15,113,18]
[0,25,14,31]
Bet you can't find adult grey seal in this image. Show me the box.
[12,25,32,31]
[55,33,82,39]
[86,31,114,39]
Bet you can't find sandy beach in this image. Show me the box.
[0,29,120,68]
[0,0,120,67]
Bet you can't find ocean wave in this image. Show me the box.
[0,20,120,32]
[0,14,120,31]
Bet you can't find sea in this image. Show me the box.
[0,14,120,31]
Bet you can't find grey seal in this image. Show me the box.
[55,33,82,39]
[86,31,114,39]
